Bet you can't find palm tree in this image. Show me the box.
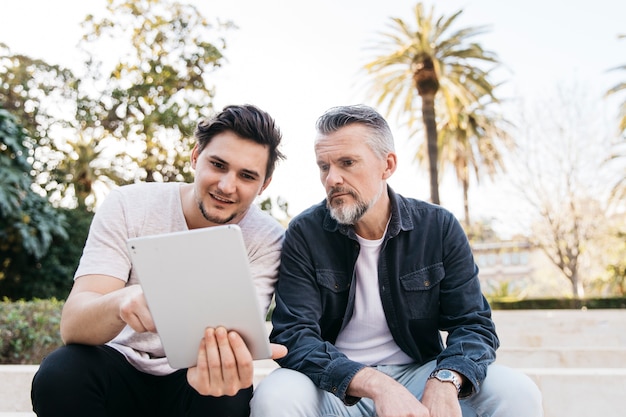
[437,97,513,228]
[50,130,130,210]
[605,34,626,203]
[364,2,500,204]
[606,35,626,137]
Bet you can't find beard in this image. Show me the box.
[327,185,383,225]
[195,188,238,225]
[197,200,236,225]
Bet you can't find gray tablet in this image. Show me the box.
[126,224,272,369]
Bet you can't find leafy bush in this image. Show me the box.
[0,207,93,301]
[490,297,626,309]
[0,298,64,364]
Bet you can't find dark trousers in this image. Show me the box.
[31,344,253,417]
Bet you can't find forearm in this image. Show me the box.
[347,366,399,399]
[347,367,430,416]
[60,286,132,345]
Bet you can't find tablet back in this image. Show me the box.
[126,224,271,369]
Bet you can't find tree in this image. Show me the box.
[511,86,616,298]
[363,2,500,204]
[79,0,234,182]
[0,109,67,299]
[605,34,626,138]
[436,97,513,228]
[0,44,77,146]
[0,44,79,182]
[605,34,626,204]
[48,129,130,210]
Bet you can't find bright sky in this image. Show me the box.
[1,0,625,235]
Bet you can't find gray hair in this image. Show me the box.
[315,104,395,159]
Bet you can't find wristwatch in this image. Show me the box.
[428,369,462,394]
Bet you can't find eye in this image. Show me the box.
[241,172,256,181]
[211,161,225,170]
[318,164,329,172]
[342,159,355,167]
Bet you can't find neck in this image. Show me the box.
[353,193,391,240]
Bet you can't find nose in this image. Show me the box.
[323,165,343,187]
[218,171,237,194]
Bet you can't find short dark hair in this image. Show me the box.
[195,104,285,179]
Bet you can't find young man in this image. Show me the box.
[31,104,287,417]
[251,105,543,417]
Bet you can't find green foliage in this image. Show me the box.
[0,207,93,300]
[0,298,64,364]
[258,195,291,224]
[490,297,626,310]
[0,109,68,291]
[484,280,523,302]
[80,0,235,183]
[364,2,502,205]
[605,34,626,137]
[0,44,78,145]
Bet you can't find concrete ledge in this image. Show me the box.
[523,368,626,417]
[491,309,626,348]
[0,366,38,414]
[3,365,626,417]
[495,346,626,367]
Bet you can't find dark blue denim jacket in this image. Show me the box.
[270,187,499,403]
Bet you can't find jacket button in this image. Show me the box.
[332,387,338,393]
[424,280,430,286]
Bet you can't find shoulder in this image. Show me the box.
[238,204,285,242]
[101,183,181,210]
[109,182,180,199]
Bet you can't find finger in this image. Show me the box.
[227,331,253,385]
[119,289,156,332]
[187,338,211,395]
[137,293,157,332]
[270,343,288,360]
[214,327,238,383]
[205,327,224,385]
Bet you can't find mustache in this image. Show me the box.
[327,187,357,200]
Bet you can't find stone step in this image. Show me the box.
[0,366,37,414]
[3,364,626,417]
[491,309,626,348]
[522,367,626,417]
[495,346,626,368]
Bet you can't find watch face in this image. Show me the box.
[438,370,453,379]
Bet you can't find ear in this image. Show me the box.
[382,152,397,180]
[190,144,200,169]
[258,176,272,195]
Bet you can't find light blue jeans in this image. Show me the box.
[250,360,543,417]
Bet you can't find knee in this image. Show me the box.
[475,365,543,415]
[251,368,321,417]
[32,345,100,394]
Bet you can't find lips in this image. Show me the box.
[328,187,353,201]
[210,192,235,204]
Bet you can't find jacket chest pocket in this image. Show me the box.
[315,269,351,325]
[316,269,351,293]
[398,263,445,318]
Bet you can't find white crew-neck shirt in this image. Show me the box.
[334,232,413,365]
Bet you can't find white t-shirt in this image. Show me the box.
[73,182,284,375]
[334,234,413,366]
